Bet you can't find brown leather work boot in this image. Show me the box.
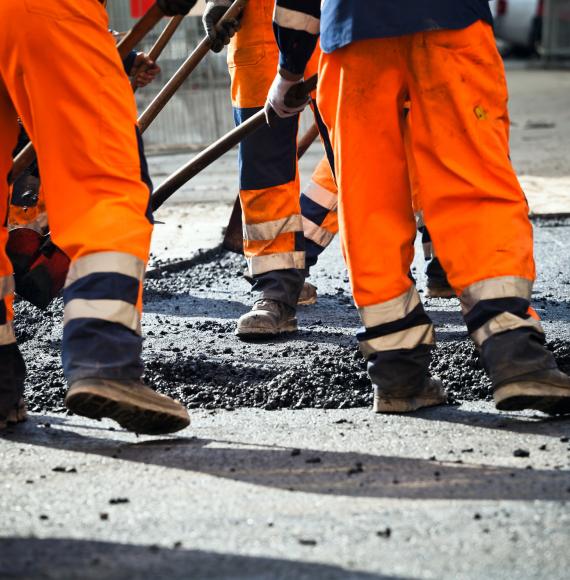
[65,378,190,435]
[236,299,298,339]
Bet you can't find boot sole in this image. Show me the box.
[374,393,447,413]
[65,384,190,435]
[235,319,298,339]
[494,382,570,415]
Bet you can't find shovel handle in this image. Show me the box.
[138,0,248,133]
[117,3,165,61]
[132,14,185,91]
[151,74,318,211]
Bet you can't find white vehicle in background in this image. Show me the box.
[490,0,544,52]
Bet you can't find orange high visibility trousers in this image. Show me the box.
[0,0,153,382]
[317,21,539,380]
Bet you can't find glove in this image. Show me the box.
[157,0,198,16]
[203,0,241,53]
[265,72,309,123]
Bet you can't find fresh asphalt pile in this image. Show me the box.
[14,219,570,414]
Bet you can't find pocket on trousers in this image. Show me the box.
[24,0,91,20]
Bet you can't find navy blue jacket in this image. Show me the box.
[274,0,493,74]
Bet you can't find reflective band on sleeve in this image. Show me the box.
[359,286,420,328]
[471,312,544,347]
[0,322,16,346]
[244,215,303,242]
[303,180,338,210]
[460,276,533,315]
[65,252,145,288]
[0,275,15,299]
[359,323,435,357]
[64,299,141,336]
[249,251,305,276]
[274,6,320,34]
[302,217,335,248]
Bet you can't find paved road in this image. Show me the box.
[1,68,569,580]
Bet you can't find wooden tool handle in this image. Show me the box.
[138,0,248,133]
[117,3,164,61]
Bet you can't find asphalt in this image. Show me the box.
[1,67,569,580]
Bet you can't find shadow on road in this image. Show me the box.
[0,538,399,580]
[3,414,569,502]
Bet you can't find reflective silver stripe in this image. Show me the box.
[65,252,145,288]
[244,215,303,242]
[64,299,141,335]
[0,322,16,346]
[460,276,533,315]
[0,275,15,299]
[249,251,305,276]
[302,217,335,248]
[471,312,544,347]
[303,180,337,210]
[359,286,420,329]
[360,324,435,357]
[274,6,320,34]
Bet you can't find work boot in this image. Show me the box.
[297,281,318,306]
[0,344,27,430]
[65,378,190,435]
[373,376,447,413]
[481,328,570,416]
[426,258,454,299]
[235,299,297,338]
[494,368,570,415]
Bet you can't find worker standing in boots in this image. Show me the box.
[203,0,323,338]
[0,0,197,432]
[268,0,570,415]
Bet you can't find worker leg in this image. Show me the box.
[317,39,444,410]
[301,155,338,271]
[0,1,152,384]
[228,0,304,310]
[408,21,568,413]
[0,80,26,422]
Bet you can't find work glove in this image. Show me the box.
[157,0,198,16]
[265,72,310,124]
[203,0,241,53]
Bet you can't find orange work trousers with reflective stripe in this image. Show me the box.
[228,0,323,288]
[317,20,535,308]
[0,0,152,355]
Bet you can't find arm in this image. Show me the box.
[273,0,320,78]
[266,0,320,119]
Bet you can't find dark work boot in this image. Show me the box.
[65,378,190,435]
[368,345,447,413]
[481,328,570,415]
[0,344,27,430]
[374,376,447,413]
[236,299,298,339]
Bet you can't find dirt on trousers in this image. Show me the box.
[13,231,570,415]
